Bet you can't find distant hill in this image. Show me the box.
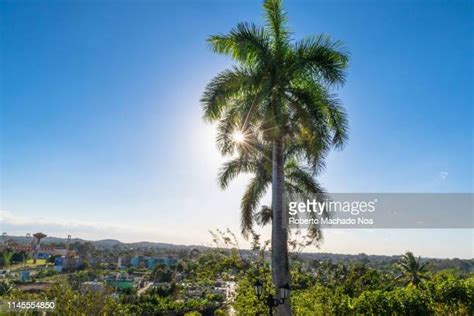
[4,235,207,251]
[93,239,122,248]
[3,234,472,272]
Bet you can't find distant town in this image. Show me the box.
[0,231,238,307]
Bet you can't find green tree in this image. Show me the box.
[341,263,394,297]
[0,280,13,296]
[151,264,173,283]
[11,251,28,264]
[0,251,13,267]
[396,251,430,287]
[426,272,473,314]
[202,1,349,313]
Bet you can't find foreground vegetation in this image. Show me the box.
[235,260,473,315]
[2,256,472,315]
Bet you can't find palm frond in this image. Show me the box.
[263,0,289,50]
[285,162,325,194]
[323,96,348,149]
[286,87,332,169]
[215,107,240,156]
[241,174,270,236]
[201,67,261,122]
[218,156,256,189]
[293,34,349,86]
[256,205,273,226]
[208,22,271,66]
[288,83,348,151]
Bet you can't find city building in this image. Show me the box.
[19,270,31,282]
[54,256,83,272]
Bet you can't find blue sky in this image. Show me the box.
[1,0,472,258]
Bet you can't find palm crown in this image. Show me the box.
[396,251,430,287]
[202,0,348,238]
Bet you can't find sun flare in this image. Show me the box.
[232,130,245,143]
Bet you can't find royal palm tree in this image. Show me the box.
[396,251,430,287]
[202,0,348,314]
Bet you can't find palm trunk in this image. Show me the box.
[271,137,291,315]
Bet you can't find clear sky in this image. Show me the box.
[1,0,472,258]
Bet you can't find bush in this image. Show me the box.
[292,285,351,315]
[36,269,59,278]
[385,287,432,315]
